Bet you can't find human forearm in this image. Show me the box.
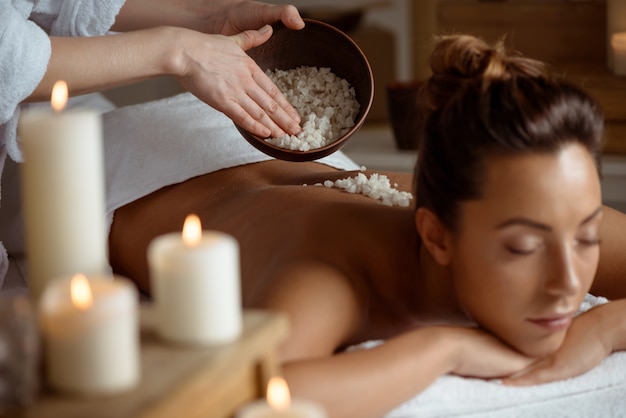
[28,23,299,137]
[112,0,206,32]
[283,327,531,418]
[26,27,180,102]
[112,0,303,35]
[283,328,455,418]
[597,299,626,352]
[504,298,626,386]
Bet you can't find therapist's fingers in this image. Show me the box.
[250,71,301,131]
[231,28,302,137]
[276,4,305,30]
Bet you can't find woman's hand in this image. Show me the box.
[171,26,302,138]
[503,300,626,386]
[449,327,536,379]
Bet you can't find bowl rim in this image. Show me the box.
[235,18,374,162]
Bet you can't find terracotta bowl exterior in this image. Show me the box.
[235,19,374,162]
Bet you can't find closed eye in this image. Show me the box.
[575,238,601,247]
[505,243,544,255]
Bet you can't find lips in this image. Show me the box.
[527,314,574,331]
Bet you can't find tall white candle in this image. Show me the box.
[147,214,242,345]
[236,376,327,418]
[18,81,108,299]
[39,274,140,396]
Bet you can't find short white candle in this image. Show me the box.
[236,376,327,418]
[18,81,108,299]
[611,32,626,76]
[147,214,242,345]
[39,274,140,396]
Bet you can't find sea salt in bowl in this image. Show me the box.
[235,19,374,162]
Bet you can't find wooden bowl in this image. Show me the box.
[235,19,374,162]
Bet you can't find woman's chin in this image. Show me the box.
[513,331,567,358]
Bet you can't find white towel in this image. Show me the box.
[102,92,360,230]
[386,353,626,417]
[349,294,626,417]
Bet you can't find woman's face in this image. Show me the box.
[451,143,602,357]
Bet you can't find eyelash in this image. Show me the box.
[575,238,602,247]
[506,246,539,255]
[506,239,601,255]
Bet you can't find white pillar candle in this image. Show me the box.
[18,81,108,299]
[147,214,242,345]
[236,376,327,418]
[611,32,626,76]
[39,274,140,396]
[607,0,626,71]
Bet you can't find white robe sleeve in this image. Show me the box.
[0,1,52,163]
[46,0,126,36]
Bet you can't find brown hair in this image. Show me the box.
[414,35,604,231]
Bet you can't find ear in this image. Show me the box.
[415,207,453,265]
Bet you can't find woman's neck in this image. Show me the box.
[412,245,474,326]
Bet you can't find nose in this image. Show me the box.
[544,246,582,297]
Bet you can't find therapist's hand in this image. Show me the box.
[195,0,305,35]
[172,25,302,139]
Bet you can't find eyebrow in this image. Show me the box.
[496,206,603,231]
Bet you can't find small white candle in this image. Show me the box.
[147,214,242,345]
[236,376,327,418]
[18,81,108,299]
[39,274,140,396]
[611,32,626,76]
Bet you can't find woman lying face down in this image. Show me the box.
[108,35,626,418]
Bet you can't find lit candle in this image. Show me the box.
[39,274,140,396]
[607,0,626,71]
[147,214,242,345]
[236,376,327,418]
[18,81,108,299]
[611,32,626,76]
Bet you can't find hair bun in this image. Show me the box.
[420,34,547,114]
[430,34,504,79]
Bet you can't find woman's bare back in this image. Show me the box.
[109,159,422,341]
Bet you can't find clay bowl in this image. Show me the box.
[235,18,374,162]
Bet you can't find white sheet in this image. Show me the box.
[351,294,626,417]
[387,353,626,417]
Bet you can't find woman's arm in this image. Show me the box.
[503,298,626,386]
[253,262,533,418]
[284,327,534,418]
[591,205,626,299]
[111,0,304,35]
[27,25,300,138]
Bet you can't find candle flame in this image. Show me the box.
[267,376,291,411]
[612,32,626,49]
[70,274,93,309]
[51,80,68,112]
[182,214,202,247]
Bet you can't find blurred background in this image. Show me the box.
[101,0,626,211]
